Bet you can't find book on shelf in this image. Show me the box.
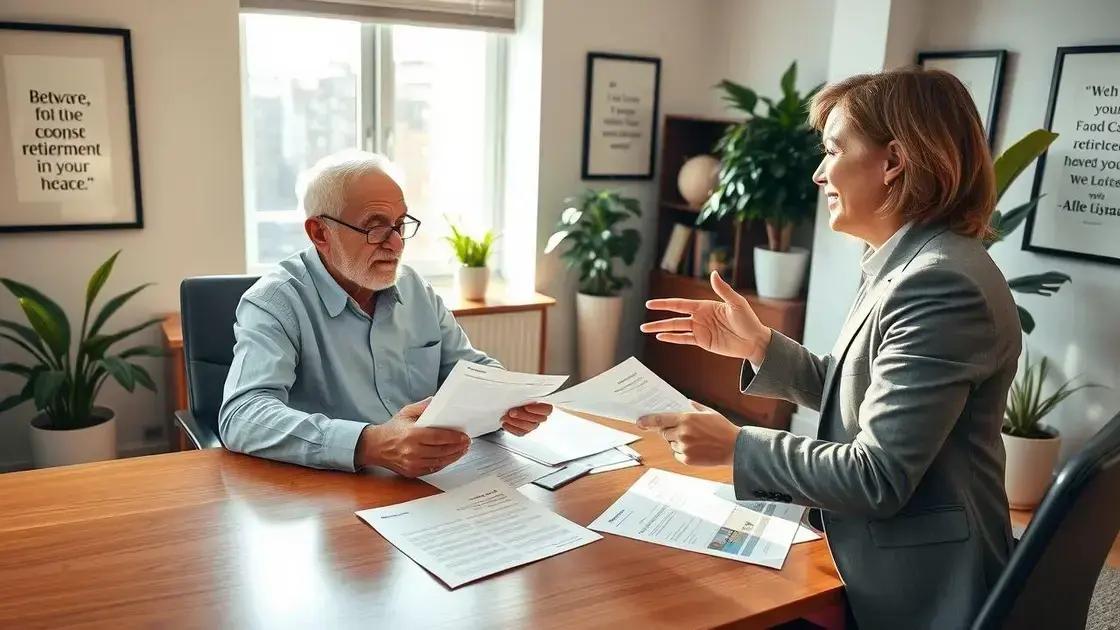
[692,230,715,278]
[659,224,693,274]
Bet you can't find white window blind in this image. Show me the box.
[241,0,515,31]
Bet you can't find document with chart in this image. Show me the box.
[588,469,804,569]
[356,476,600,588]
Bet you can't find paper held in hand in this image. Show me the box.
[416,357,692,437]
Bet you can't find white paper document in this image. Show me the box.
[712,484,821,544]
[481,409,639,466]
[416,361,569,438]
[356,476,600,588]
[420,439,558,491]
[588,469,805,569]
[541,357,692,422]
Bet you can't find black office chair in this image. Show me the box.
[972,411,1120,629]
[174,275,259,449]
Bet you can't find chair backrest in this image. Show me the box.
[972,411,1120,630]
[179,275,259,444]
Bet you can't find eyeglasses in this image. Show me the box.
[318,214,421,244]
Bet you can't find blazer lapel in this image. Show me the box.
[815,222,951,426]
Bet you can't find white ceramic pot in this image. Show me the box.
[29,407,117,469]
[754,246,809,300]
[1002,429,1062,509]
[456,266,490,301]
[576,292,624,381]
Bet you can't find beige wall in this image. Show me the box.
[0,0,245,468]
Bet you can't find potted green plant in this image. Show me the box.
[985,129,1072,333]
[1002,350,1099,508]
[444,219,496,301]
[0,251,162,468]
[700,61,823,299]
[544,189,641,379]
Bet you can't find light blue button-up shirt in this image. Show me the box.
[219,247,500,471]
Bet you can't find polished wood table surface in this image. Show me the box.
[0,418,843,629]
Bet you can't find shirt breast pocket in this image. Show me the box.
[404,340,442,400]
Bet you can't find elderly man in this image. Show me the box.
[219,151,552,476]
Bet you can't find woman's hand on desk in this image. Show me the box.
[357,398,471,477]
[637,401,740,467]
[641,271,773,366]
[501,403,554,436]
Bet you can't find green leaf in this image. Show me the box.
[716,79,758,115]
[128,362,157,392]
[0,362,33,376]
[780,62,798,97]
[87,283,153,339]
[987,197,1042,247]
[0,319,48,356]
[993,130,1059,202]
[84,317,163,360]
[119,345,167,359]
[1008,272,1071,296]
[1017,304,1035,334]
[0,279,70,357]
[17,297,68,360]
[85,251,121,317]
[0,332,51,366]
[32,369,66,409]
[0,392,31,413]
[544,230,571,255]
[100,356,135,392]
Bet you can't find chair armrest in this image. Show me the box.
[174,409,221,450]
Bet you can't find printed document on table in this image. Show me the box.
[541,357,692,422]
[420,439,558,491]
[588,469,804,569]
[416,361,569,437]
[713,484,820,544]
[356,476,600,588]
[481,409,639,466]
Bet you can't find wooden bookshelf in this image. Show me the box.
[646,115,807,430]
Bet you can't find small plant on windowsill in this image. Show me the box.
[1001,349,1101,508]
[444,218,496,301]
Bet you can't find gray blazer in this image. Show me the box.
[735,222,1020,630]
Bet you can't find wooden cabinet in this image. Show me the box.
[645,115,807,430]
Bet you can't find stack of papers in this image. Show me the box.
[481,409,639,466]
[588,469,805,569]
[357,476,600,588]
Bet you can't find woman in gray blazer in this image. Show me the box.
[638,67,1021,630]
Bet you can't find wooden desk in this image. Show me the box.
[0,418,843,629]
[160,288,556,451]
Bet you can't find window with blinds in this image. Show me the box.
[240,0,516,31]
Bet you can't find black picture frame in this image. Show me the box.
[581,52,661,180]
[917,49,1007,148]
[1022,44,1120,266]
[0,21,143,233]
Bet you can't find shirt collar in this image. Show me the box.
[861,222,914,280]
[303,248,403,318]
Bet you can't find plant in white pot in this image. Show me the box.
[544,189,641,380]
[1002,350,1098,509]
[0,251,162,468]
[444,220,496,301]
[700,61,822,299]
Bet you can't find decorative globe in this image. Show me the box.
[676,154,721,208]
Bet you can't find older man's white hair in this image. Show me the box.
[297,150,403,220]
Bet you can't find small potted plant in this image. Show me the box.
[701,61,822,299]
[544,189,641,380]
[1002,350,1099,508]
[0,251,162,468]
[444,219,496,301]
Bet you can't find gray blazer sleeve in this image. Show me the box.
[732,266,996,518]
[740,329,831,411]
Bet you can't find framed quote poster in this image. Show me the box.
[917,49,1007,147]
[1023,45,1120,265]
[581,52,660,180]
[0,22,143,233]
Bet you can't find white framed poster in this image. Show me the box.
[917,49,1007,148]
[0,22,142,233]
[581,52,660,180]
[1023,45,1120,266]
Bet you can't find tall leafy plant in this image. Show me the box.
[544,189,641,297]
[0,251,162,429]
[1004,349,1098,439]
[700,62,823,252]
[986,130,1072,334]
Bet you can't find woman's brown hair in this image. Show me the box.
[809,67,995,239]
